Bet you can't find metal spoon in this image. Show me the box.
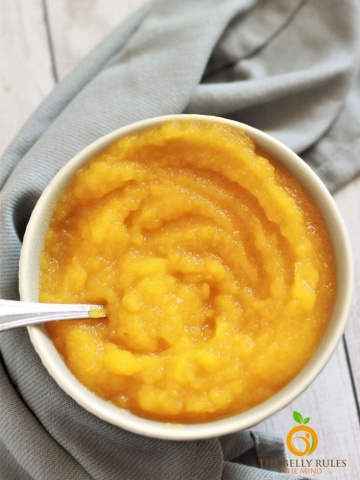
[0,299,106,332]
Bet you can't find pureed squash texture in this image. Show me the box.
[39,119,335,423]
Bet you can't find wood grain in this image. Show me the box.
[335,178,360,399]
[45,0,148,80]
[0,0,54,156]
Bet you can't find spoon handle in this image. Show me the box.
[0,299,106,331]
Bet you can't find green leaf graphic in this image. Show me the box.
[303,417,310,424]
[293,411,303,424]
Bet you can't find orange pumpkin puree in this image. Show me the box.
[39,119,335,422]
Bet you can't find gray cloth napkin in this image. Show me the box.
[1,0,359,478]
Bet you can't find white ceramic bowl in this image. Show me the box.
[19,114,353,440]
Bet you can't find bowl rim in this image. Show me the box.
[19,114,353,440]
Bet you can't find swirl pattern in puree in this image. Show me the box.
[40,119,335,422]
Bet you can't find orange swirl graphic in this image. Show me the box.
[286,425,318,456]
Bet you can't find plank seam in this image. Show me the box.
[41,0,58,84]
[343,335,360,425]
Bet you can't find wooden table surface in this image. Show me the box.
[1,1,359,478]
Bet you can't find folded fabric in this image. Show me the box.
[1,0,359,478]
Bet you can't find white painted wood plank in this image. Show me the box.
[46,0,150,80]
[0,0,55,156]
[335,177,360,395]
